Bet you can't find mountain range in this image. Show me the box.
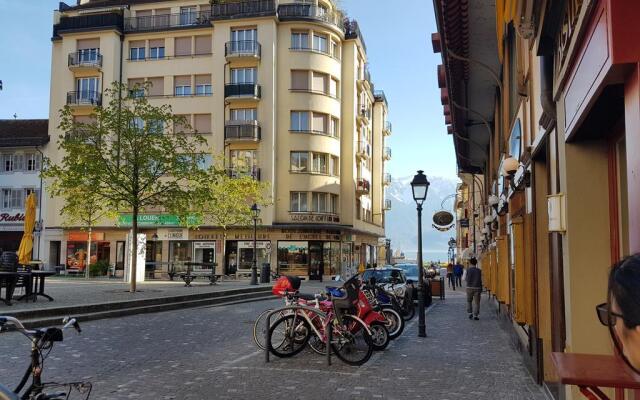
[385,175,459,262]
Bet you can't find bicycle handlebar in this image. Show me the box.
[0,316,81,336]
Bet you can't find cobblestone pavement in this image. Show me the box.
[0,284,550,400]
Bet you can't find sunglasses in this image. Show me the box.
[596,303,626,326]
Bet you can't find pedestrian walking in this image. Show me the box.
[446,263,455,290]
[466,257,482,320]
[597,253,640,374]
[453,262,463,287]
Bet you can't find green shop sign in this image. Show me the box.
[117,214,200,227]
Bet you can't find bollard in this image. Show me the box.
[265,311,271,363]
[326,320,332,366]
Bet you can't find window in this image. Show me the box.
[1,154,24,172]
[331,40,340,59]
[312,72,327,94]
[230,108,257,121]
[329,156,339,175]
[232,28,257,43]
[290,152,309,172]
[312,112,327,133]
[311,153,327,174]
[147,77,164,97]
[78,48,99,63]
[131,117,144,131]
[230,68,256,84]
[149,39,165,59]
[290,111,310,131]
[291,31,309,49]
[330,117,339,137]
[312,34,328,53]
[2,188,23,209]
[148,120,164,134]
[329,78,338,98]
[291,70,309,90]
[312,192,328,213]
[330,194,339,214]
[197,154,213,170]
[128,78,145,98]
[130,40,145,60]
[230,150,258,174]
[174,115,190,134]
[290,192,308,212]
[194,35,212,55]
[175,37,192,57]
[76,77,100,99]
[195,74,212,96]
[193,114,211,133]
[26,153,41,171]
[24,188,39,205]
[180,6,197,25]
[174,75,191,96]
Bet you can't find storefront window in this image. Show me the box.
[237,241,270,270]
[341,242,353,277]
[323,242,340,276]
[66,241,109,270]
[278,241,308,276]
[193,241,216,265]
[169,241,192,262]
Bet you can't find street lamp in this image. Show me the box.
[250,203,260,285]
[410,170,430,338]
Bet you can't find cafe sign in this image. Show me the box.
[0,213,25,223]
[289,213,340,224]
[117,214,200,227]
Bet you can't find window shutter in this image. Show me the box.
[174,75,191,87]
[195,74,211,85]
[149,39,164,48]
[175,37,192,56]
[77,38,100,50]
[329,78,338,97]
[312,113,326,133]
[291,70,308,90]
[193,114,211,133]
[136,10,152,17]
[130,40,145,49]
[312,72,326,93]
[194,35,212,55]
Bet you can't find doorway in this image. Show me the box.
[309,241,324,280]
[49,241,61,268]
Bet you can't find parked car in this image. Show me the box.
[395,263,432,305]
[357,267,408,297]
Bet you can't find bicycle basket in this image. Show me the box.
[271,275,301,296]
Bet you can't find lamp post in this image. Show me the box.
[410,170,430,338]
[250,203,260,285]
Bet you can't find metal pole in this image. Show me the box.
[472,173,476,254]
[35,147,44,261]
[417,203,426,337]
[250,216,258,285]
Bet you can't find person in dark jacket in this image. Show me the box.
[465,257,482,320]
[453,262,464,287]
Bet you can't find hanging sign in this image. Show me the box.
[433,210,454,227]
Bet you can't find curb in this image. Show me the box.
[2,286,273,328]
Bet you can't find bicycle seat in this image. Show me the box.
[0,384,19,400]
[325,286,345,298]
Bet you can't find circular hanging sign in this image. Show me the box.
[433,210,454,227]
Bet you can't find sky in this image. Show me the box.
[0,0,457,181]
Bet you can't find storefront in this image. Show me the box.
[65,231,110,271]
[277,240,340,279]
[225,240,271,275]
[0,212,26,252]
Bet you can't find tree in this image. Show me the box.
[44,82,210,292]
[188,168,270,275]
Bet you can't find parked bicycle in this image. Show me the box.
[0,316,91,400]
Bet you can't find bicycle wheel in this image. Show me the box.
[331,315,373,366]
[402,296,415,321]
[268,313,311,358]
[253,308,272,350]
[369,321,390,351]
[381,307,404,339]
[308,334,327,355]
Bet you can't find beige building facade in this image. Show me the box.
[43,0,391,279]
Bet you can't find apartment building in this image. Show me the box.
[435,0,640,398]
[0,120,48,256]
[44,0,392,279]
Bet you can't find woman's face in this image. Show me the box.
[611,297,640,371]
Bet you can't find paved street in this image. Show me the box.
[0,286,549,400]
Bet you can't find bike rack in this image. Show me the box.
[264,305,332,366]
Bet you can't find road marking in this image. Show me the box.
[212,350,263,371]
[220,365,361,376]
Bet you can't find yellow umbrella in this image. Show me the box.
[18,192,37,265]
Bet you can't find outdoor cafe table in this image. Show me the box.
[552,352,640,399]
[17,271,56,302]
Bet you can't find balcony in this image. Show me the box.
[384,173,392,186]
[383,121,392,136]
[344,19,367,53]
[53,12,123,38]
[66,91,102,107]
[124,11,211,32]
[384,199,392,211]
[225,40,261,60]
[356,178,371,195]
[356,141,371,159]
[374,90,388,106]
[383,147,392,161]
[357,66,373,92]
[224,84,261,100]
[224,121,261,142]
[227,167,261,181]
[358,106,371,123]
[278,4,344,32]
[68,51,102,71]
[212,0,276,20]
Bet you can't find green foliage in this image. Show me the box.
[89,260,110,277]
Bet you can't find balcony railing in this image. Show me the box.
[359,107,371,121]
[224,121,261,141]
[383,147,392,160]
[124,11,211,32]
[68,51,103,69]
[53,12,123,38]
[356,178,371,194]
[373,90,387,106]
[344,19,367,52]
[384,199,392,211]
[278,4,344,31]
[356,141,371,159]
[384,173,392,185]
[224,83,261,99]
[212,0,276,20]
[227,167,261,180]
[384,121,392,135]
[225,40,261,58]
[66,91,102,106]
